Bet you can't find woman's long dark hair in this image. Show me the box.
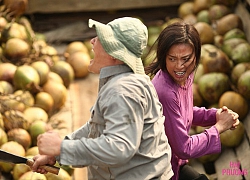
[144,21,201,76]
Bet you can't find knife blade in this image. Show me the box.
[0,149,60,175]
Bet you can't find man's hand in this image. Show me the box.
[37,131,62,156]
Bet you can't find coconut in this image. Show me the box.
[178,1,194,19]
[183,14,197,25]
[221,38,247,59]
[28,120,48,146]
[0,80,14,94]
[0,96,26,112]
[3,110,30,131]
[50,60,74,88]
[31,61,50,85]
[214,14,243,35]
[220,121,245,147]
[208,4,230,22]
[35,92,54,113]
[194,64,204,83]
[47,71,64,84]
[237,70,250,100]
[231,43,250,64]
[1,22,28,42]
[13,163,31,180]
[0,141,25,173]
[3,38,30,63]
[0,62,17,83]
[41,45,60,63]
[0,17,7,32]
[25,146,39,156]
[193,0,215,14]
[198,72,230,104]
[13,64,40,91]
[13,90,35,108]
[218,91,249,120]
[64,41,89,58]
[223,28,246,41]
[201,44,232,74]
[19,171,47,180]
[23,107,48,124]
[213,35,224,49]
[45,168,71,180]
[194,22,214,44]
[231,62,250,85]
[66,51,90,78]
[43,79,68,111]
[7,128,32,150]
[196,10,210,24]
[0,128,8,146]
[197,153,221,164]
[193,83,203,106]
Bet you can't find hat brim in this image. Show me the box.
[89,19,145,74]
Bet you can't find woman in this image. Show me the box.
[145,21,239,180]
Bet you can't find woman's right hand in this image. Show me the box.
[215,106,239,134]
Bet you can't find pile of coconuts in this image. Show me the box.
[0,0,92,179]
[143,0,250,174]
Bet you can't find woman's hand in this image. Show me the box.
[32,155,56,174]
[215,106,239,134]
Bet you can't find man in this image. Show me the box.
[32,17,173,180]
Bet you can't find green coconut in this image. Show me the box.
[208,4,230,21]
[231,62,250,85]
[194,64,204,83]
[221,38,247,59]
[198,72,230,104]
[13,65,40,91]
[220,121,245,147]
[223,28,246,41]
[50,61,74,88]
[237,70,250,100]
[28,120,48,146]
[231,42,250,64]
[197,153,221,164]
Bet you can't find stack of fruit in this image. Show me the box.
[0,0,92,179]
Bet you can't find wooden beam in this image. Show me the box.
[26,0,186,14]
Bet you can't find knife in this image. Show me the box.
[0,149,60,175]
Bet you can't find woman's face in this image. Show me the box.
[166,43,196,86]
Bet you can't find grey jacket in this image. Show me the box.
[58,65,173,180]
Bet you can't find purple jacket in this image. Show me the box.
[152,70,221,180]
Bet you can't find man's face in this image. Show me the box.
[88,37,111,74]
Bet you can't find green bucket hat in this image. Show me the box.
[89,17,148,74]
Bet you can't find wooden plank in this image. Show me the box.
[214,148,242,180]
[26,0,187,14]
[69,74,99,180]
[235,136,250,180]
